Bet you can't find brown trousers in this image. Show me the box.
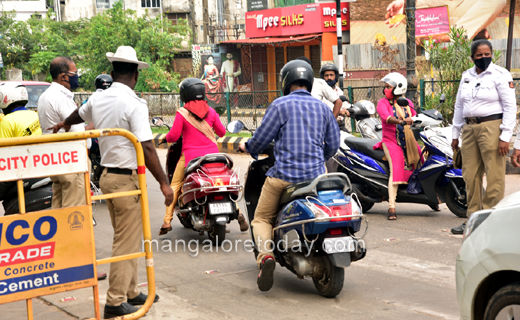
[251,176,292,267]
[163,155,185,224]
[461,119,506,217]
[100,168,142,306]
[50,173,86,208]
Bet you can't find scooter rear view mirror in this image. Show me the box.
[152,117,164,126]
[396,97,409,107]
[227,120,245,133]
[439,94,446,104]
[367,88,372,99]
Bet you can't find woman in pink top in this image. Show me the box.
[373,73,423,220]
[159,78,248,234]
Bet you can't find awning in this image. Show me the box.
[220,34,321,45]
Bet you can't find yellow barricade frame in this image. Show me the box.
[0,129,156,320]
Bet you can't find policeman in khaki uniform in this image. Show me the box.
[451,40,517,234]
[51,46,173,318]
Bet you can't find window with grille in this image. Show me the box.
[141,0,161,8]
[167,13,188,25]
[96,0,110,8]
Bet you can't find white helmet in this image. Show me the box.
[0,82,29,110]
[381,72,407,96]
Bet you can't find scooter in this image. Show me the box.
[334,97,467,218]
[157,118,243,246]
[2,178,53,215]
[227,120,368,298]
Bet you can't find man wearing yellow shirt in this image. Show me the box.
[0,82,41,138]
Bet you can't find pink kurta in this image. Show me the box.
[373,98,422,184]
[165,107,226,166]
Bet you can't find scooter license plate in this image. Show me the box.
[209,202,233,215]
[323,236,356,254]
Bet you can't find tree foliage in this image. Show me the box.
[0,2,190,92]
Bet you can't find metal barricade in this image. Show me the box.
[0,129,156,320]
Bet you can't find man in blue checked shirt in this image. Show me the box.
[239,60,340,292]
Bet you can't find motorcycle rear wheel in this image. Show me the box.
[208,224,226,246]
[312,256,344,298]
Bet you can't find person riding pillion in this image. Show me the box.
[238,60,340,292]
[158,78,249,235]
[320,63,351,123]
[296,56,343,118]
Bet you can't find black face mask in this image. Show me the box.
[474,57,492,71]
[325,79,338,87]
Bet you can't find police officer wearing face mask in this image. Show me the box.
[450,40,517,235]
[38,56,88,209]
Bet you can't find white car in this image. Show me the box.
[456,191,520,320]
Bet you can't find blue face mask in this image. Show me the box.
[326,79,338,87]
[67,74,79,90]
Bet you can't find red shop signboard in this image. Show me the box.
[245,2,350,38]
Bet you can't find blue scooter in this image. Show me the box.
[227,121,367,298]
[334,97,467,217]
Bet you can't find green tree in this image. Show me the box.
[0,3,189,92]
[76,1,190,91]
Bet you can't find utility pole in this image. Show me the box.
[405,0,416,102]
[336,0,343,90]
[506,0,516,71]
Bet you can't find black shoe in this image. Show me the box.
[257,256,275,292]
[451,222,467,235]
[104,302,139,319]
[127,292,160,306]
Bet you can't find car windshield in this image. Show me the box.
[25,85,50,110]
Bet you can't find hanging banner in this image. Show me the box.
[415,6,450,38]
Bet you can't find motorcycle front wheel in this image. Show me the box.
[312,256,344,298]
[445,180,468,218]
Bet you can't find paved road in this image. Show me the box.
[2,150,520,320]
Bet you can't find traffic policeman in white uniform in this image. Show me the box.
[451,39,517,234]
[51,46,174,318]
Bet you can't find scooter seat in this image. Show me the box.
[344,137,385,161]
[279,174,348,205]
[185,153,233,175]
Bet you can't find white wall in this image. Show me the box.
[1,0,47,20]
[61,0,191,22]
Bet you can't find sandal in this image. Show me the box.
[388,210,397,220]
[158,226,172,235]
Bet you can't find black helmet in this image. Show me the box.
[319,63,339,80]
[280,60,314,96]
[95,74,113,90]
[179,78,205,103]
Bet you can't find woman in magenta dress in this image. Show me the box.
[159,78,248,235]
[201,56,222,104]
[373,73,423,220]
